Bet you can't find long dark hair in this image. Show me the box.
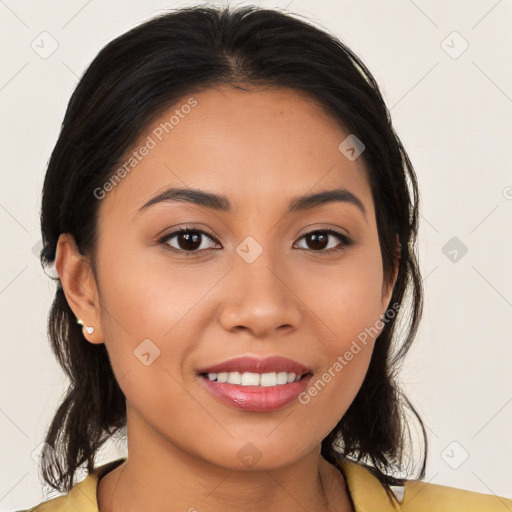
[38,3,425,493]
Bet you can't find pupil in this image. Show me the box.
[308,232,327,250]
[180,231,201,250]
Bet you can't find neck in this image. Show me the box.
[97,406,353,512]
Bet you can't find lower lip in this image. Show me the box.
[199,374,313,412]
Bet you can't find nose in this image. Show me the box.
[218,242,303,338]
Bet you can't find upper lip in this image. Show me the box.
[197,355,313,376]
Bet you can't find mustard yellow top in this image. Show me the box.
[20,457,512,511]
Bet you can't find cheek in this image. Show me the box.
[297,321,377,441]
[300,240,386,347]
[96,233,217,345]
[94,237,222,408]
[294,243,385,425]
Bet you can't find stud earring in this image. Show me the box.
[77,318,95,335]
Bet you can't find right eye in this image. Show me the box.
[158,228,222,254]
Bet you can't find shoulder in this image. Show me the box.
[402,478,512,511]
[18,458,126,512]
[15,474,98,512]
[339,458,512,512]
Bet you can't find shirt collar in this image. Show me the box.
[338,458,402,512]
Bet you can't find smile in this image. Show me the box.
[199,372,313,412]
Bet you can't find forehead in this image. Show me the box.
[99,86,372,220]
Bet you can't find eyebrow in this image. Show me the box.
[136,186,367,220]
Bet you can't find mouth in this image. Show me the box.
[196,355,314,412]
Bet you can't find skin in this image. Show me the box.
[55,85,399,512]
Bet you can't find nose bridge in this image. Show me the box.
[234,232,288,299]
[219,232,301,335]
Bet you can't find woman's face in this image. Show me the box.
[80,86,397,470]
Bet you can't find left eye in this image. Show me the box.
[294,229,352,252]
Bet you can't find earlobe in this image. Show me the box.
[55,233,103,344]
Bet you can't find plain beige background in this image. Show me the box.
[1,0,511,509]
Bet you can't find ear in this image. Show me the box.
[380,234,401,312]
[54,233,104,344]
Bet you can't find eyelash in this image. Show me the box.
[158,227,353,255]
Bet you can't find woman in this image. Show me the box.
[22,4,511,511]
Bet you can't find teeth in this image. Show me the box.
[206,371,302,386]
[227,372,242,385]
[241,372,260,386]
